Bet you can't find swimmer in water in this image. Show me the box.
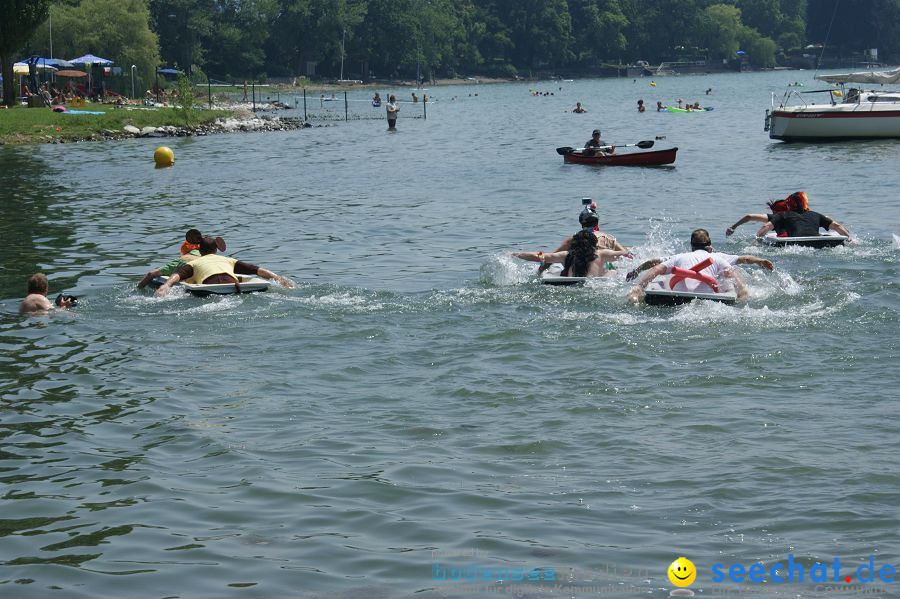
[513,229,629,278]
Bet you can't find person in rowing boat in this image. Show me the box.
[536,204,627,276]
[513,229,630,278]
[584,129,614,156]
[725,192,852,240]
[628,229,749,303]
[155,236,294,297]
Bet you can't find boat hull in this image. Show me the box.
[563,147,677,166]
[768,106,900,140]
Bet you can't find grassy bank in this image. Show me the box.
[0,105,232,145]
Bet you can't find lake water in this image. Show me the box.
[1,69,899,598]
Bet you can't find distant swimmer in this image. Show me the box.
[725,191,852,240]
[155,236,293,297]
[573,101,587,113]
[628,229,751,303]
[513,229,630,278]
[656,101,666,111]
[20,273,74,315]
[637,99,645,112]
[137,228,203,290]
[537,201,627,276]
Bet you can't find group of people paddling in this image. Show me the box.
[20,229,294,315]
[511,192,852,304]
[18,192,852,315]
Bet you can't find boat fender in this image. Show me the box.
[669,257,719,292]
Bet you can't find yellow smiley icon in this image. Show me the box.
[668,557,696,587]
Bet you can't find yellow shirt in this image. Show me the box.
[186,254,238,284]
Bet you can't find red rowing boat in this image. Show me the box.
[563,147,677,166]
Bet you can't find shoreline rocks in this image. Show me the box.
[40,114,315,145]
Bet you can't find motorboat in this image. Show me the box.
[766,66,900,141]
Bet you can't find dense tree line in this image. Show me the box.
[13,0,900,86]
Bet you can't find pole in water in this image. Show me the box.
[344,91,348,121]
[303,87,307,121]
[423,95,427,120]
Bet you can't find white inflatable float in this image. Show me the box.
[759,231,848,248]
[150,275,270,296]
[644,274,737,306]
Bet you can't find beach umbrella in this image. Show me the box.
[56,70,88,78]
[69,53,113,65]
[14,62,58,75]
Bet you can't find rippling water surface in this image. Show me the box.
[1,70,899,598]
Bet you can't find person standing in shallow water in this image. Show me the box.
[386,95,399,130]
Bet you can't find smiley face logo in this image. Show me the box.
[668,557,696,587]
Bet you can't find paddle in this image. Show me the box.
[556,140,654,155]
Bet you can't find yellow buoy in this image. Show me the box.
[154,146,175,167]
[650,81,657,87]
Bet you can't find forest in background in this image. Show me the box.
[17,0,900,85]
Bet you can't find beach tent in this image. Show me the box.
[44,58,75,68]
[69,54,113,65]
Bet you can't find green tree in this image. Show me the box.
[1,0,50,106]
[568,0,628,65]
[203,0,279,78]
[149,0,215,75]
[696,3,744,61]
[27,0,160,96]
[739,26,777,66]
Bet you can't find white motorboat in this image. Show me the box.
[765,66,900,141]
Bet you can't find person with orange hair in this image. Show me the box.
[725,192,851,240]
[137,229,203,289]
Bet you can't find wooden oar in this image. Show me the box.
[556,140,654,155]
